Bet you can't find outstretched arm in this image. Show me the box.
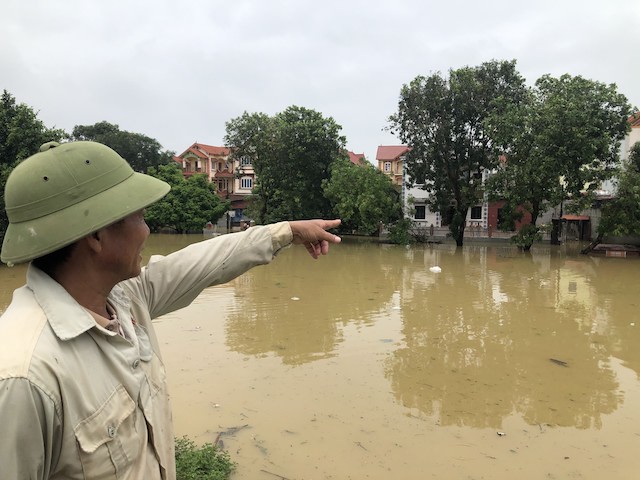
[289,219,341,259]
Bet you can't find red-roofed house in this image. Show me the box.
[174,142,255,222]
[348,151,367,166]
[377,145,410,186]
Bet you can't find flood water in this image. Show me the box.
[1,234,639,479]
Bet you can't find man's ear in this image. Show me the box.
[83,230,104,254]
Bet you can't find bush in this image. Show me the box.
[175,437,235,480]
[510,224,541,251]
[388,218,414,245]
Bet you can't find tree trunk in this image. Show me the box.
[450,210,466,246]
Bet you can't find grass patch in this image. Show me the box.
[175,436,235,480]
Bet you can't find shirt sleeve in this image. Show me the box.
[125,222,293,319]
[0,377,61,479]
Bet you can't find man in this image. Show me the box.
[0,141,340,479]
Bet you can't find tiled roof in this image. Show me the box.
[178,142,230,158]
[376,145,410,161]
[213,171,235,178]
[179,146,207,159]
[196,143,230,156]
[630,113,640,128]
[348,151,365,165]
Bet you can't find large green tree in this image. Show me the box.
[0,90,67,241]
[71,121,172,173]
[224,106,346,223]
[598,141,640,237]
[487,74,632,249]
[145,163,229,233]
[388,60,528,246]
[323,157,402,235]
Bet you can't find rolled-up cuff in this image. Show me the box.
[269,222,293,256]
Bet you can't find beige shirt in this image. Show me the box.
[0,223,293,480]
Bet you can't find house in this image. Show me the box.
[376,145,532,238]
[174,142,256,224]
[347,151,367,166]
[376,145,409,187]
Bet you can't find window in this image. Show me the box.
[384,162,391,172]
[240,177,253,189]
[470,206,482,220]
[217,179,228,192]
[414,205,426,220]
[240,156,252,166]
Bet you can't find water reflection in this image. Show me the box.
[224,243,399,364]
[0,234,638,437]
[385,245,624,429]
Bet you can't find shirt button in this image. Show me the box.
[107,426,116,438]
[132,359,140,369]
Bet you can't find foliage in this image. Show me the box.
[145,163,229,233]
[388,218,414,245]
[598,141,640,237]
[175,437,235,480]
[510,224,542,251]
[225,106,346,223]
[322,157,402,234]
[0,90,67,242]
[71,121,173,172]
[388,60,528,246]
[487,73,632,240]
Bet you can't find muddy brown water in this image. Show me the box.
[1,235,639,479]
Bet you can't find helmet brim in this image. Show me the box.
[1,172,170,265]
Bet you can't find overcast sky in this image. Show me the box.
[2,0,639,163]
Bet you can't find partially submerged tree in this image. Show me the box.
[225,106,346,224]
[388,60,528,246]
[71,121,173,172]
[323,157,402,235]
[487,75,632,250]
[145,163,229,233]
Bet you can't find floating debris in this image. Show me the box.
[429,266,442,273]
[291,296,300,301]
[549,358,569,367]
[497,431,506,437]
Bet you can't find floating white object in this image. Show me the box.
[429,266,442,273]
[291,296,300,301]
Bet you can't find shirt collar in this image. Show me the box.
[26,263,132,341]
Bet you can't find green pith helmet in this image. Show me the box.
[1,141,170,264]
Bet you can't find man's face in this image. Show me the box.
[100,209,150,281]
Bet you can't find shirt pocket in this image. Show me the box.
[74,384,141,479]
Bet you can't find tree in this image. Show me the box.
[0,90,67,241]
[225,106,346,223]
[145,163,229,233]
[487,75,632,250]
[598,141,640,237]
[323,157,402,234]
[71,121,173,172]
[388,60,528,246]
